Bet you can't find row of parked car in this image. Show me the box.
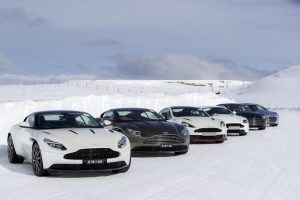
[7,103,279,176]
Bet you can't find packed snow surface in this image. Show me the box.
[0,110,299,200]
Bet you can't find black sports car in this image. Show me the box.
[100,108,189,155]
[217,103,267,130]
[241,103,279,126]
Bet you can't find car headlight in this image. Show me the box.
[220,121,225,127]
[118,136,127,148]
[43,138,67,151]
[181,128,189,136]
[182,122,195,128]
[243,119,248,123]
[127,128,141,136]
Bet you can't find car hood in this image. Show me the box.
[211,114,246,123]
[236,112,264,118]
[118,120,181,137]
[38,128,123,150]
[175,116,222,129]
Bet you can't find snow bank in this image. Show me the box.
[229,66,300,108]
[0,92,232,144]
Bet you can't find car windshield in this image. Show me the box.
[171,107,209,117]
[226,105,252,112]
[37,112,102,129]
[203,107,232,115]
[116,110,164,122]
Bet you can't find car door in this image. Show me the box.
[19,114,36,159]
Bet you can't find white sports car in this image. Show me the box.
[202,106,249,136]
[7,110,131,176]
[159,106,227,143]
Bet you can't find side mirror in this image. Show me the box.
[19,121,31,128]
[161,113,171,120]
[232,111,237,115]
[103,119,112,126]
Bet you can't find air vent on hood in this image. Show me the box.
[90,129,95,134]
[69,130,78,135]
[183,118,191,121]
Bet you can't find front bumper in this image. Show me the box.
[128,134,190,153]
[248,118,267,128]
[226,123,249,135]
[188,127,227,143]
[190,135,227,143]
[41,146,131,170]
[266,116,279,126]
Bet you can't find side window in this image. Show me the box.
[26,115,35,128]
[102,111,114,121]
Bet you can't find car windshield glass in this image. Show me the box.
[116,110,164,122]
[171,107,209,117]
[204,107,232,115]
[241,105,252,112]
[37,112,102,129]
[227,105,251,112]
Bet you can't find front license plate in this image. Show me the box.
[161,144,173,148]
[202,132,217,136]
[228,126,240,130]
[84,159,107,164]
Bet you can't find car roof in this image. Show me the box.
[170,106,199,109]
[109,108,153,111]
[218,103,241,106]
[241,103,257,106]
[32,110,87,115]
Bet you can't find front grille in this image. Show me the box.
[143,134,185,144]
[49,161,126,170]
[226,123,244,128]
[132,145,188,152]
[227,130,246,134]
[64,148,119,160]
[248,118,266,126]
[194,128,222,133]
[190,135,226,143]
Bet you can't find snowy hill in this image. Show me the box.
[230,66,300,108]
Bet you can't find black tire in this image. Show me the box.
[7,135,24,163]
[112,158,131,173]
[175,150,188,155]
[32,143,48,177]
[258,127,266,130]
[270,124,278,127]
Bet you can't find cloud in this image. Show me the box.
[114,54,270,80]
[80,39,121,48]
[0,7,48,26]
[0,74,95,85]
[0,52,15,70]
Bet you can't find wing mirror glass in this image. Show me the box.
[19,121,31,128]
[103,119,112,126]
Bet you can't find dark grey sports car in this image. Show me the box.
[242,103,279,126]
[100,108,189,155]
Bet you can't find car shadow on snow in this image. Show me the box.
[131,152,176,158]
[0,144,123,178]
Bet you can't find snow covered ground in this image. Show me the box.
[0,110,299,200]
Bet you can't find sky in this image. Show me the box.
[0,0,300,80]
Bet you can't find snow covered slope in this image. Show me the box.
[228,66,300,108]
